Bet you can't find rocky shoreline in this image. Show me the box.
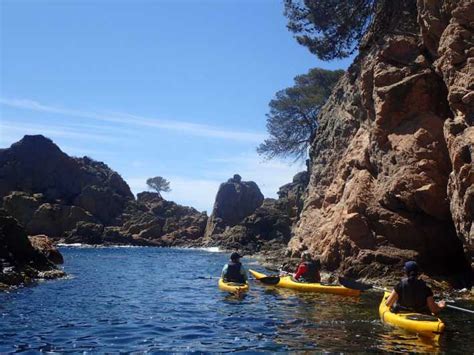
[1,132,472,293]
[1,2,473,293]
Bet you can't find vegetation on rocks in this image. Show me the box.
[146,176,171,197]
[258,68,343,161]
[284,0,377,60]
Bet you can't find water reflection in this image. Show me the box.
[0,248,472,353]
[376,328,440,353]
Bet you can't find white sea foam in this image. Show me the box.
[56,243,90,248]
[56,243,147,249]
[56,243,222,252]
[198,246,221,253]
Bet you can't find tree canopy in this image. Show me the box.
[284,0,377,60]
[257,68,344,161]
[146,176,171,196]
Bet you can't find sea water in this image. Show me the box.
[0,247,472,352]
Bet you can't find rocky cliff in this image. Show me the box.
[289,0,473,286]
[0,135,208,247]
[0,209,64,289]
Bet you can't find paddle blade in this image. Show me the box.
[258,276,280,285]
[338,276,373,291]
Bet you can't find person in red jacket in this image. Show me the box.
[294,251,321,283]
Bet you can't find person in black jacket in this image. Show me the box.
[221,252,248,284]
[385,261,445,314]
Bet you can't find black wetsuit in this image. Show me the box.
[393,277,433,313]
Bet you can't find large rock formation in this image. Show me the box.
[0,135,208,246]
[0,135,132,230]
[0,210,64,289]
[204,173,308,254]
[289,0,473,286]
[204,174,264,240]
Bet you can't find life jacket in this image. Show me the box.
[224,261,245,283]
[300,260,320,283]
[394,277,431,313]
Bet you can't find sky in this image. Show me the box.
[0,0,353,212]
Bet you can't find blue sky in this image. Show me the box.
[0,0,352,212]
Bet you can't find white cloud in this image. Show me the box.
[1,121,119,143]
[0,97,266,142]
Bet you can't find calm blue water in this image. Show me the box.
[0,247,473,353]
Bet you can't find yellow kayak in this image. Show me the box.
[218,278,249,293]
[379,291,445,337]
[249,269,360,297]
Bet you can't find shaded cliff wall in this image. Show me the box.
[290,0,473,282]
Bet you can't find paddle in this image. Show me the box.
[338,276,386,291]
[445,304,474,314]
[338,277,474,315]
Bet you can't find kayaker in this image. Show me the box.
[294,251,321,283]
[385,261,446,315]
[221,252,248,284]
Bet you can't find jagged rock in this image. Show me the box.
[277,171,309,223]
[230,199,292,253]
[73,185,127,225]
[0,209,64,288]
[123,192,208,246]
[64,222,105,245]
[204,175,264,240]
[289,0,472,286]
[28,235,64,264]
[2,191,43,228]
[28,203,95,238]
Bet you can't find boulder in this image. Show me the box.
[204,175,264,240]
[28,235,64,264]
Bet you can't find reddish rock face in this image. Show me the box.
[290,0,473,285]
[28,235,64,264]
